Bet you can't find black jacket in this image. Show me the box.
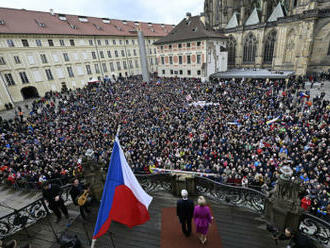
[42,184,63,207]
[177,199,194,222]
[70,183,86,205]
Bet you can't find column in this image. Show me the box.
[137,30,150,82]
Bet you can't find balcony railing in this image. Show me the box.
[0,174,328,247]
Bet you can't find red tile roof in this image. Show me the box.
[0,7,174,37]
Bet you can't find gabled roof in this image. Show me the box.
[245,8,260,26]
[0,7,173,37]
[226,11,239,29]
[154,16,227,45]
[268,3,285,22]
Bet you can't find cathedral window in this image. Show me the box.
[227,36,236,65]
[264,31,277,64]
[243,33,257,63]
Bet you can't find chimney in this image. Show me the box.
[50,9,55,16]
[186,12,192,20]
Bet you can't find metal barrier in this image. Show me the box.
[0,184,72,240]
[0,174,328,247]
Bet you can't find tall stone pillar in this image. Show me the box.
[262,0,268,23]
[137,30,150,82]
[240,6,246,26]
[265,166,304,232]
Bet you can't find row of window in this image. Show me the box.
[3,60,141,86]
[160,54,201,65]
[161,69,201,76]
[227,32,330,65]
[4,38,156,48]
[227,32,277,65]
[0,49,157,66]
[160,41,202,50]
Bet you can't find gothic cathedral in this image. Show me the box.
[203,0,330,75]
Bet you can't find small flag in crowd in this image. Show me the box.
[91,137,153,247]
[266,116,281,125]
[300,92,310,98]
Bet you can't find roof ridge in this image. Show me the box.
[0,6,174,26]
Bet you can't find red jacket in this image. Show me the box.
[301,197,311,210]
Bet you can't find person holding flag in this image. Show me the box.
[91,135,153,247]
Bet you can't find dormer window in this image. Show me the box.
[134,21,139,26]
[34,19,45,28]
[102,18,110,24]
[0,19,5,25]
[115,25,122,31]
[69,23,77,29]
[122,20,127,25]
[148,23,152,27]
[78,16,88,22]
[161,24,165,28]
[58,14,67,21]
[93,24,103,31]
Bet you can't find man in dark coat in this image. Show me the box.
[42,182,69,223]
[69,178,90,219]
[176,189,194,237]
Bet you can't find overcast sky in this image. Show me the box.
[0,0,204,24]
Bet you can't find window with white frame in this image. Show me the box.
[40,54,48,64]
[4,73,15,85]
[14,56,21,64]
[94,64,100,74]
[63,53,70,62]
[22,39,29,47]
[0,57,6,65]
[48,39,54,47]
[45,69,54,80]
[7,40,14,47]
[19,72,29,84]
[85,65,92,75]
[109,62,115,72]
[116,61,121,70]
[107,51,112,58]
[36,39,42,47]
[67,66,74,77]
[102,63,107,72]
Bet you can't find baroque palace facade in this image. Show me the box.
[0,7,173,110]
[204,0,330,75]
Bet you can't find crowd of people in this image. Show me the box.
[0,75,329,221]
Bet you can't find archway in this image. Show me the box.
[21,86,39,100]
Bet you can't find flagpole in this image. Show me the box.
[91,239,96,248]
[116,124,121,137]
[91,125,121,248]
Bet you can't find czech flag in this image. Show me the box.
[91,137,153,247]
[300,92,310,98]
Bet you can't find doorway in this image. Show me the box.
[21,86,39,100]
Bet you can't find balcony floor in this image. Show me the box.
[7,192,277,248]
